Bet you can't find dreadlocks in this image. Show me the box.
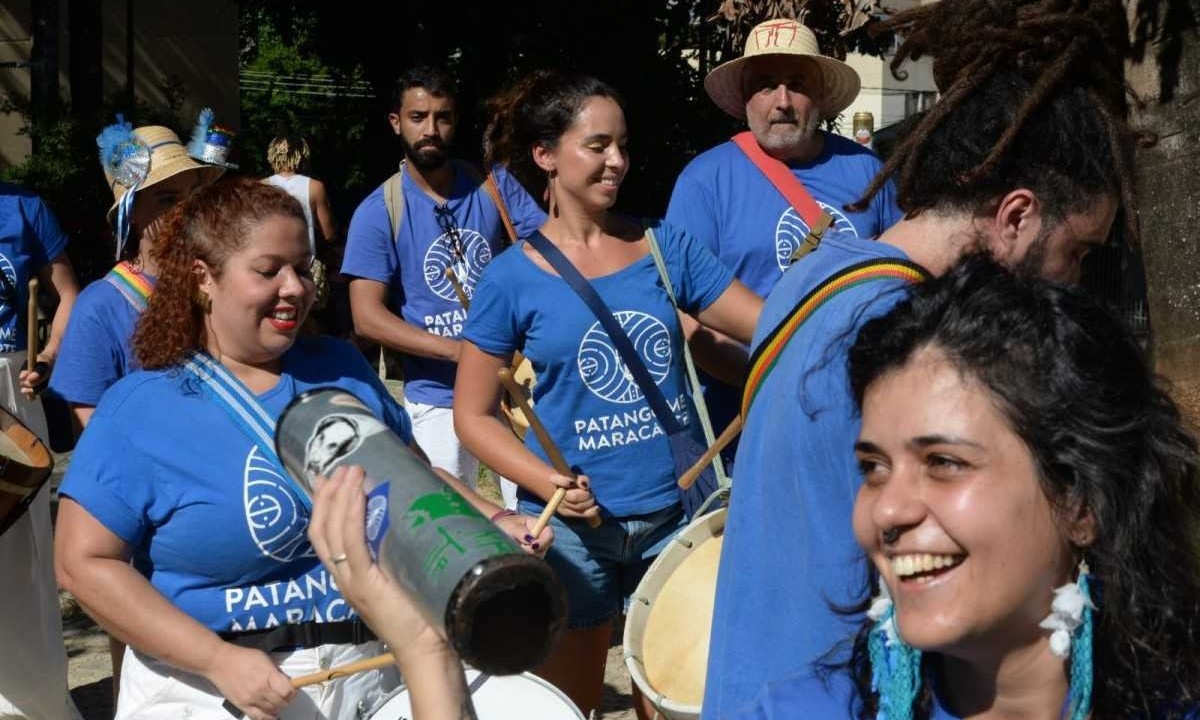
[850,0,1141,242]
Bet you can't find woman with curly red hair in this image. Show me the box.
[53,178,552,720]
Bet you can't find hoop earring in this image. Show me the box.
[867,578,921,720]
[1040,559,1094,720]
[546,170,558,218]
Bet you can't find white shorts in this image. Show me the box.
[116,640,397,720]
[406,401,479,488]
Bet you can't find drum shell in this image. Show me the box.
[623,508,726,720]
[276,387,566,675]
[0,406,52,537]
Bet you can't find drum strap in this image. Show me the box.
[741,259,929,417]
[218,618,376,652]
[104,261,154,312]
[182,351,312,512]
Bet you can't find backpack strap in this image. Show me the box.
[483,171,519,246]
[382,161,407,242]
[741,259,929,417]
[731,131,833,262]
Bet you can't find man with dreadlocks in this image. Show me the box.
[703,1,1136,716]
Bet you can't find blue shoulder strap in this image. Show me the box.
[182,351,312,512]
[526,230,683,434]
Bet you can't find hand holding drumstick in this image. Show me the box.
[20,278,50,399]
[498,368,602,533]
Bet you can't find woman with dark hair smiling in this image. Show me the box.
[310,255,1200,720]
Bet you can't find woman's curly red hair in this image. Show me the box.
[133,178,307,370]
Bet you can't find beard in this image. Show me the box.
[401,136,449,170]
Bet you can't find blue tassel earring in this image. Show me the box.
[1040,559,1095,720]
[867,580,922,720]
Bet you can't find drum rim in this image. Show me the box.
[367,667,586,719]
[622,507,727,715]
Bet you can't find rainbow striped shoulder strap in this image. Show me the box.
[741,258,929,416]
[104,261,154,312]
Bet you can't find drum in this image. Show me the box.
[0,404,52,537]
[365,667,584,719]
[499,355,537,440]
[624,508,726,720]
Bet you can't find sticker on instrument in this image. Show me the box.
[301,412,390,486]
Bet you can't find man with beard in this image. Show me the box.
[702,1,1133,716]
[665,18,901,465]
[343,66,535,487]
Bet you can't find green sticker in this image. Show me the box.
[403,487,476,529]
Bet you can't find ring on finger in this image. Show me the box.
[330,553,348,565]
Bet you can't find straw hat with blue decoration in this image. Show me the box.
[97,109,233,259]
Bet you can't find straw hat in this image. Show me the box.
[103,125,224,225]
[704,18,861,121]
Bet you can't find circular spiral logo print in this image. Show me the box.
[577,311,671,404]
[0,253,16,309]
[243,446,313,563]
[423,229,491,302]
[774,203,858,272]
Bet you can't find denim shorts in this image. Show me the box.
[519,502,687,628]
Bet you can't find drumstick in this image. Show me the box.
[677,414,744,490]
[26,278,38,371]
[498,367,601,532]
[445,267,470,310]
[290,652,396,688]
[222,652,400,716]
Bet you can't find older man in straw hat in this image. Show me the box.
[665,17,901,468]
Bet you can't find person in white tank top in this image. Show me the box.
[264,136,337,254]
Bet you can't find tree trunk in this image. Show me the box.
[1128,22,1200,428]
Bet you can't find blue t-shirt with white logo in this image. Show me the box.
[50,273,152,406]
[0,183,69,353]
[342,161,541,407]
[463,222,734,518]
[59,336,413,633]
[704,232,915,717]
[665,133,902,463]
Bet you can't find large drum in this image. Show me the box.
[0,404,52,537]
[364,667,584,719]
[624,508,726,720]
[499,355,537,440]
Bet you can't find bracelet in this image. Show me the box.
[489,508,518,523]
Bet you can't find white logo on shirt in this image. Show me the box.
[423,228,492,302]
[0,253,17,350]
[243,446,313,563]
[774,203,858,272]
[577,311,671,404]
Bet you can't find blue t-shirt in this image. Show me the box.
[50,272,152,406]
[733,671,1199,719]
[665,134,902,460]
[703,232,916,718]
[341,161,541,407]
[59,336,413,633]
[462,222,734,517]
[0,183,69,352]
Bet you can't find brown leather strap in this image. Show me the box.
[483,171,519,246]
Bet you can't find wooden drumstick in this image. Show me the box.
[677,414,744,490]
[290,652,396,688]
[498,367,601,532]
[445,267,470,310]
[26,278,38,371]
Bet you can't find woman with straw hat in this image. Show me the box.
[0,180,81,720]
[50,119,224,430]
